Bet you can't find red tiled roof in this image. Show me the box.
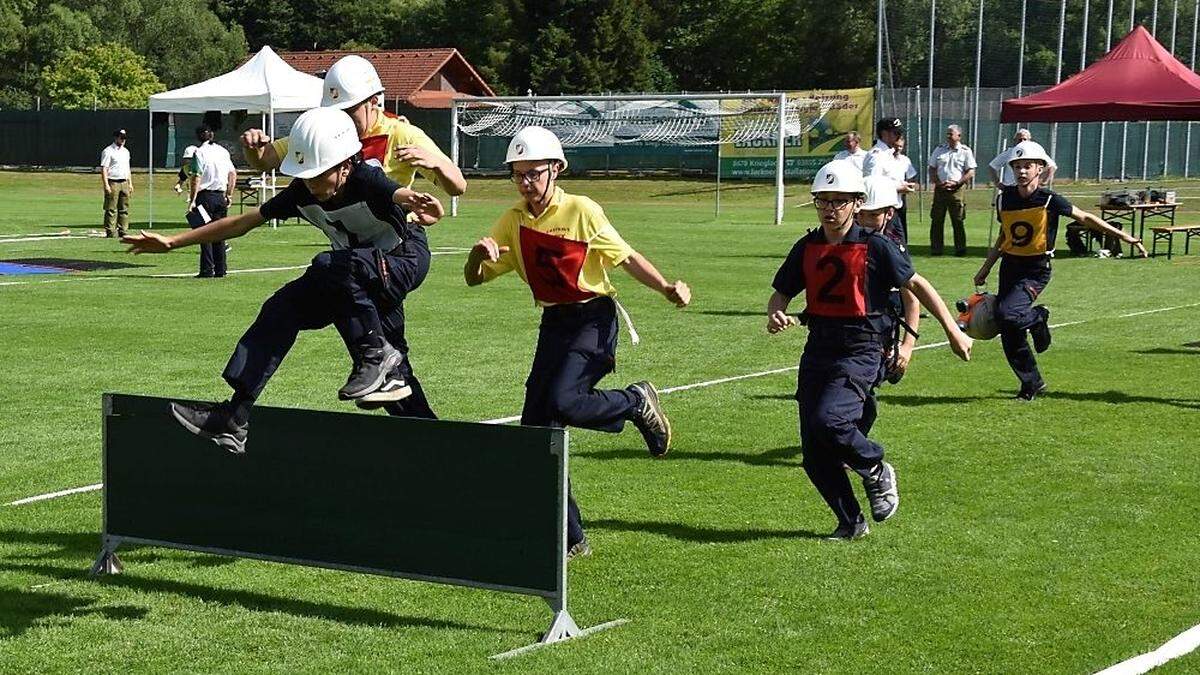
[275,48,495,107]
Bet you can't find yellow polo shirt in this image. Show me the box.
[272,111,449,189]
[481,187,635,306]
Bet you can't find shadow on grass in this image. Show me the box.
[1132,347,1200,355]
[904,244,992,258]
[0,587,147,639]
[0,560,505,633]
[579,445,802,468]
[1038,390,1200,410]
[692,309,768,317]
[876,393,998,406]
[589,518,823,542]
[0,529,236,569]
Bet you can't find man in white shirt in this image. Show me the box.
[832,131,868,172]
[188,124,237,278]
[927,124,977,256]
[988,128,1057,187]
[100,129,133,238]
[863,118,916,242]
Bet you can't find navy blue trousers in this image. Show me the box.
[997,256,1052,391]
[192,190,228,276]
[796,340,886,527]
[222,240,435,419]
[520,297,638,547]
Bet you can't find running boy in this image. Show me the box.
[463,126,690,559]
[124,107,444,453]
[973,141,1147,401]
[768,160,972,540]
[857,175,919,383]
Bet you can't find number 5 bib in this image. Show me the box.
[999,195,1052,256]
[803,242,868,318]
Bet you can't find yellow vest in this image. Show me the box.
[999,195,1052,256]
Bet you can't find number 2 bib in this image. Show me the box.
[802,242,868,318]
[999,196,1052,256]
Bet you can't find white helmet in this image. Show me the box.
[862,175,901,210]
[811,160,866,195]
[1008,140,1052,166]
[279,107,364,179]
[182,145,198,159]
[321,55,384,110]
[506,126,568,170]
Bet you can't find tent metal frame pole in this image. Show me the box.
[1123,0,1136,182]
[1187,0,1198,178]
[877,0,884,116]
[1144,0,1159,180]
[1076,0,1091,182]
[1051,0,1067,161]
[1100,0,1115,180]
[1164,0,1178,177]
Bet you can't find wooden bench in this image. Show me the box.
[1149,225,1200,259]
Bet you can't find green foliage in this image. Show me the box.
[41,42,165,109]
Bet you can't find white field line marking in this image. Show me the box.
[1095,624,1200,675]
[8,483,102,506]
[0,235,91,244]
[0,249,470,286]
[9,301,1199,503]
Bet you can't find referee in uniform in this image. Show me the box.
[189,124,237,278]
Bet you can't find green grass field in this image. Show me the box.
[1,170,1199,673]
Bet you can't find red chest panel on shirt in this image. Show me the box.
[519,226,597,304]
[802,242,869,317]
[360,134,389,164]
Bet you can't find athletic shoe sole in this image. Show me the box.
[338,349,404,400]
[631,381,671,457]
[169,402,246,454]
[354,380,414,409]
[870,462,899,522]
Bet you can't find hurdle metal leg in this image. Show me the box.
[89,535,124,576]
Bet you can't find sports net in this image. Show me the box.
[454,95,832,148]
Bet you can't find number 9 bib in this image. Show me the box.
[803,242,868,318]
[999,199,1051,256]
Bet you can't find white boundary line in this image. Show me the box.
[9,301,1200,504]
[1095,624,1200,675]
[0,235,91,244]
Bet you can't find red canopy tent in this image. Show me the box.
[1001,26,1200,122]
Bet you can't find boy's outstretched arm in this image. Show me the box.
[123,209,267,254]
[621,252,690,307]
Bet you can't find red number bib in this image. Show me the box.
[802,242,868,318]
[519,226,597,304]
[360,134,389,165]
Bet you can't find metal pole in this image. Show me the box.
[775,93,786,225]
[450,102,460,217]
[148,109,153,228]
[1018,0,1028,96]
[972,0,984,153]
[927,0,936,173]
[1188,0,1198,177]
[1144,0,1158,179]
[1122,0,1136,181]
[715,138,721,219]
[1076,0,1091,182]
[915,86,924,224]
[1164,0,1178,176]
[1100,0,1114,180]
[877,0,884,115]
[1052,0,1067,160]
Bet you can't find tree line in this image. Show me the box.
[1,0,1192,109]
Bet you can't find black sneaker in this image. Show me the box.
[567,536,592,562]
[628,381,671,457]
[862,461,899,522]
[169,401,248,454]
[1016,382,1048,402]
[354,367,413,409]
[1030,305,1052,353]
[338,344,404,400]
[826,516,870,540]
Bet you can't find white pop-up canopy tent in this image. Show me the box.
[145,46,323,226]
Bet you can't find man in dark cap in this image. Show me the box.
[862,118,915,243]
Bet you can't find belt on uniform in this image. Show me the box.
[108,179,127,183]
[199,189,225,195]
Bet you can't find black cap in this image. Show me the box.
[195,124,213,140]
[113,129,127,137]
[876,117,904,134]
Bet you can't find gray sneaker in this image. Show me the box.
[862,461,899,522]
[354,368,413,409]
[169,401,248,454]
[826,517,870,540]
[338,344,404,400]
[567,537,592,562]
[628,381,671,457]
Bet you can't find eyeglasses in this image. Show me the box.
[510,166,553,184]
[813,197,854,210]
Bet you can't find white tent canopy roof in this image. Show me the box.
[148,46,322,114]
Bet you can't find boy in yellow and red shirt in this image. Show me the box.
[464,126,690,560]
